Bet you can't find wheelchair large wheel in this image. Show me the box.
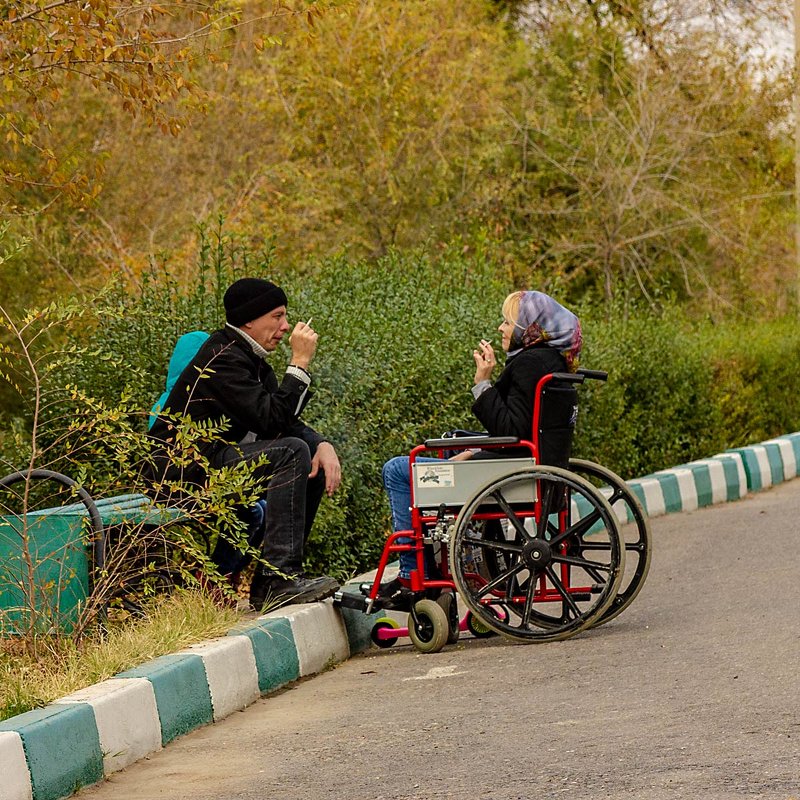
[450,466,624,643]
[569,458,652,627]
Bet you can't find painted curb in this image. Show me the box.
[59,678,161,775]
[4,431,800,800]
[0,594,379,800]
[0,703,103,800]
[627,451,748,519]
[179,635,261,722]
[0,731,32,800]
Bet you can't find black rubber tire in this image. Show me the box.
[435,591,460,644]
[450,465,624,643]
[569,459,652,626]
[370,617,401,649]
[408,598,449,653]
[466,610,498,639]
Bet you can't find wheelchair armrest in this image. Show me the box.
[423,435,521,449]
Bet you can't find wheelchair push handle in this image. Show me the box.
[577,368,608,382]
[544,369,608,387]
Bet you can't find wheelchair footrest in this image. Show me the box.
[332,590,370,612]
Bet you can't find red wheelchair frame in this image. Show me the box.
[335,369,652,653]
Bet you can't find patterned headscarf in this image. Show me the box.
[508,291,582,372]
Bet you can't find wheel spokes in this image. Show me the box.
[544,565,582,619]
[490,491,531,542]
[551,552,613,573]
[520,573,537,628]
[463,533,523,557]
[475,560,526,600]
[536,482,564,538]
[452,468,626,642]
[549,507,603,548]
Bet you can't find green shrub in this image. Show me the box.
[6,227,800,582]
[574,308,800,480]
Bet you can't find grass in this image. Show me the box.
[0,590,243,722]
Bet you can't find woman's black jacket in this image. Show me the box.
[471,344,578,468]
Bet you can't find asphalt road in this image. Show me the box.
[82,480,800,800]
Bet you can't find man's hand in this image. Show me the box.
[289,321,318,370]
[309,441,341,497]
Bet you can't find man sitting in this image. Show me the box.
[147,278,341,609]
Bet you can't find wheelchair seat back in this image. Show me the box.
[536,380,579,469]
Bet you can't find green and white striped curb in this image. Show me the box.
[1,732,32,800]
[0,595,377,800]
[569,433,800,524]
[627,451,748,518]
[726,432,800,492]
[569,451,747,524]
[6,431,800,800]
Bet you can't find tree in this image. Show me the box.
[489,2,794,314]
[0,0,338,214]
[63,0,519,268]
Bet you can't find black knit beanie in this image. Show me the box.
[224,278,288,326]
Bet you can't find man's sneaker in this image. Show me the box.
[251,574,339,611]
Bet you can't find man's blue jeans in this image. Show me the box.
[211,499,267,576]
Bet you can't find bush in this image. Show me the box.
[574,308,800,481]
[6,228,800,582]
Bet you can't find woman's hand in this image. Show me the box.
[473,338,496,384]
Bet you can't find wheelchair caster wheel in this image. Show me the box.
[436,592,460,644]
[408,598,449,653]
[466,609,498,639]
[370,617,401,649]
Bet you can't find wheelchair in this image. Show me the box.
[335,369,652,654]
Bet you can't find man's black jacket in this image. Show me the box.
[147,327,325,485]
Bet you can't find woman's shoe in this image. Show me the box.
[375,577,415,611]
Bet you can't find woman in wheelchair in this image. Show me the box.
[380,290,582,609]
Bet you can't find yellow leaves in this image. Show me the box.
[1,0,335,214]
[254,35,282,53]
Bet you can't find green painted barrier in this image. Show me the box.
[0,513,89,634]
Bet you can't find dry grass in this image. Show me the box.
[0,590,242,722]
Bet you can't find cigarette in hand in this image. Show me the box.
[306,317,313,326]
